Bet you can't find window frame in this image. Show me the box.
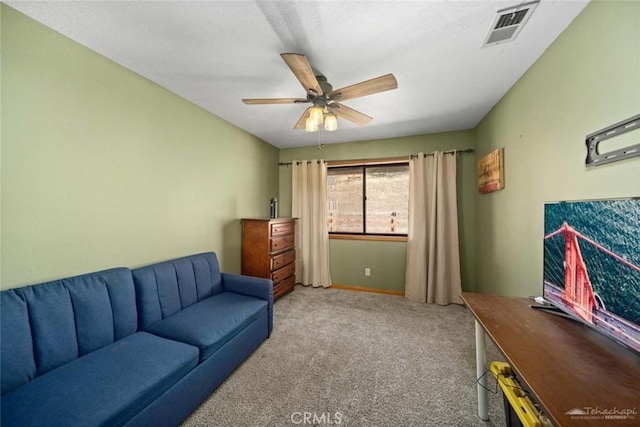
[327,158,409,241]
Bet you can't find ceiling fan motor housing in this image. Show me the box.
[308,75,334,107]
[315,75,333,95]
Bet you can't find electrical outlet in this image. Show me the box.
[365,268,371,276]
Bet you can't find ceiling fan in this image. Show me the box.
[242,53,398,132]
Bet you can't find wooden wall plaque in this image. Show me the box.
[478,148,504,194]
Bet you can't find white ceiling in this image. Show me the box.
[7,0,590,148]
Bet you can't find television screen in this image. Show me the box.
[543,198,640,354]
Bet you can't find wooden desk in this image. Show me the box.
[461,292,640,426]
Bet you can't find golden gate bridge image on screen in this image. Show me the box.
[543,221,640,353]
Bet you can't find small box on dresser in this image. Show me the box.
[241,218,296,301]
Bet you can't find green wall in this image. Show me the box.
[474,0,640,297]
[0,5,279,289]
[279,131,476,293]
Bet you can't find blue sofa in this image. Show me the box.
[0,252,273,426]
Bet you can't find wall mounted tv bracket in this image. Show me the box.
[585,113,640,167]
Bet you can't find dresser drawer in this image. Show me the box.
[270,235,294,253]
[271,221,294,236]
[272,262,295,283]
[271,249,295,271]
[274,275,295,300]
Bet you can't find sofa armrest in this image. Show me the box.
[222,273,273,335]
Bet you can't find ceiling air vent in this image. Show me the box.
[482,0,539,47]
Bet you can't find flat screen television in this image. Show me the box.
[543,197,640,354]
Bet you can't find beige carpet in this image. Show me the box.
[183,285,506,426]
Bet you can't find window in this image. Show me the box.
[327,163,409,236]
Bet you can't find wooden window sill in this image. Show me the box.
[329,234,407,242]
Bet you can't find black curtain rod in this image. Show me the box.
[409,148,475,158]
[278,148,474,166]
[278,159,328,166]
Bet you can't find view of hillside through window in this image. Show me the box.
[327,164,409,235]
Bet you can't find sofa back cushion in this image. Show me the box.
[132,252,223,330]
[0,268,137,395]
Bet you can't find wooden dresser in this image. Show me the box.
[241,218,296,301]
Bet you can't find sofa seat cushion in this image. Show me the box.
[146,291,268,362]
[0,332,198,427]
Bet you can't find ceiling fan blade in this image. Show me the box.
[281,53,323,96]
[329,73,397,102]
[242,98,307,105]
[328,103,372,126]
[293,107,312,130]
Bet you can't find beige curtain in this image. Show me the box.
[405,151,462,305]
[292,160,332,288]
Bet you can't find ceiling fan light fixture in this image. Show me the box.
[324,113,338,131]
[305,116,318,132]
[309,105,324,125]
